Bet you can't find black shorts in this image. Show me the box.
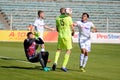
[29,51,49,63]
[35,38,44,44]
[28,53,40,62]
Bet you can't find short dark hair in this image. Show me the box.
[27,32,33,37]
[38,10,44,17]
[60,8,65,14]
[82,13,89,18]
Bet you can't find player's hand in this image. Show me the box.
[34,32,39,39]
[51,28,56,31]
[71,30,75,36]
[92,28,97,33]
[73,22,77,27]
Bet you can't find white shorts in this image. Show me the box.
[79,38,91,52]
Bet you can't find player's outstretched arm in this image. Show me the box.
[44,25,56,31]
[73,22,78,27]
[91,27,97,33]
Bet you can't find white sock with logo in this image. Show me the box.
[83,56,88,68]
[80,54,84,67]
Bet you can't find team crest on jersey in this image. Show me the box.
[85,27,89,30]
[81,25,89,30]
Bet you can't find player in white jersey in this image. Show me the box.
[33,10,55,51]
[74,13,97,72]
[34,10,55,39]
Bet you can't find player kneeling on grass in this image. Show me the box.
[74,13,97,72]
[23,32,50,72]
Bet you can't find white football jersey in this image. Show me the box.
[33,18,45,39]
[76,20,95,39]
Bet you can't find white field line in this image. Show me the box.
[0,56,40,66]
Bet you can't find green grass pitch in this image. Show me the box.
[0,42,120,80]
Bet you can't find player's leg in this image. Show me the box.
[61,49,71,72]
[80,40,91,72]
[80,49,87,72]
[39,38,45,52]
[82,52,88,68]
[54,49,61,64]
[52,38,62,71]
[36,38,52,63]
[80,51,88,72]
[41,51,49,67]
[79,39,88,72]
[35,37,45,52]
[79,39,86,68]
[52,49,61,71]
[37,53,45,68]
[29,56,39,63]
[28,54,49,71]
[61,38,72,72]
[41,44,45,52]
[82,40,91,69]
[80,49,86,66]
[37,52,50,71]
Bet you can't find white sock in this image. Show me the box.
[41,48,45,52]
[80,54,84,67]
[83,56,88,68]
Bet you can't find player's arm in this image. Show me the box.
[69,17,75,36]
[72,22,78,36]
[32,20,40,39]
[73,22,78,27]
[91,23,97,33]
[44,25,55,31]
[23,39,27,50]
[24,39,30,52]
[33,20,38,32]
[23,39,29,59]
[91,27,97,33]
[56,19,59,32]
[71,24,75,36]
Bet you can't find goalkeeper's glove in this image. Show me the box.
[34,32,39,39]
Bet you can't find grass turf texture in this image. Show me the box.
[0,42,120,80]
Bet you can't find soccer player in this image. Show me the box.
[23,32,50,72]
[52,8,74,72]
[33,10,55,52]
[33,10,55,39]
[74,13,97,72]
[27,23,34,32]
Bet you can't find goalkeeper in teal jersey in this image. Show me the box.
[52,8,74,72]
